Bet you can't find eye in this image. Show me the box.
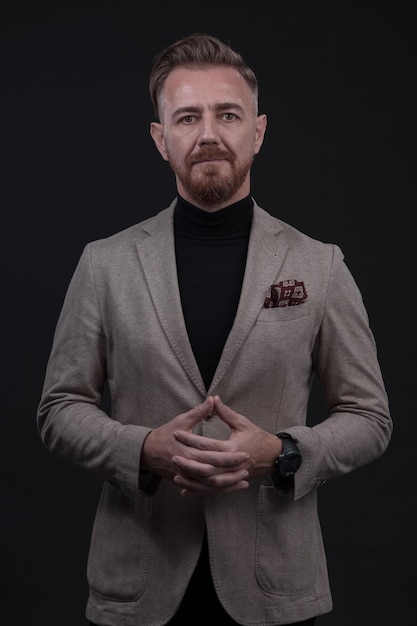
[181,115,196,124]
[222,112,237,122]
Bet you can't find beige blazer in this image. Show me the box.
[37,200,392,625]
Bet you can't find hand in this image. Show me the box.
[141,396,249,493]
[172,395,282,496]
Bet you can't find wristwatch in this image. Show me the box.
[273,433,302,478]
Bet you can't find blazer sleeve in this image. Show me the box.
[36,244,157,501]
[284,245,392,500]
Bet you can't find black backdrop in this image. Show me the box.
[2,1,415,624]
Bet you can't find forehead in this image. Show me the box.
[161,65,254,111]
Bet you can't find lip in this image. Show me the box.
[193,158,226,164]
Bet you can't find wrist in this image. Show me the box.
[267,433,283,473]
[140,430,155,471]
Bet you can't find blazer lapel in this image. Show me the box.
[208,205,288,393]
[135,202,287,396]
[135,203,206,395]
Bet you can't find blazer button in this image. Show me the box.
[205,413,216,421]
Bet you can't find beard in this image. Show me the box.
[169,147,253,207]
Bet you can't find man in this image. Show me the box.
[37,33,392,625]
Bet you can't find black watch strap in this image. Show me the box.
[273,432,302,478]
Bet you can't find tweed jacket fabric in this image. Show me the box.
[37,200,392,625]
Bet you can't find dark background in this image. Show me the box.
[2,1,415,624]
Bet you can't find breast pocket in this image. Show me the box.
[257,303,310,323]
[252,302,313,363]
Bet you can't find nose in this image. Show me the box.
[198,116,220,145]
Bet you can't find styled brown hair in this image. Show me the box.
[149,33,259,120]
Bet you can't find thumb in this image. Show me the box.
[213,395,245,431]
[179,396,215,430]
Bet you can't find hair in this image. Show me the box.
[149,33,259,120]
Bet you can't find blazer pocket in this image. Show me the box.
[257,303,309,322]
[87,481,152,601]
[255,485,319,596]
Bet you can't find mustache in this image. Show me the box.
[189,148,233,164]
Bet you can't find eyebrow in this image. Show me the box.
[171,102,245,119]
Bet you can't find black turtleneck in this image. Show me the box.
[174,194,253,390]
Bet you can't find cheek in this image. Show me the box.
[164,134,192,162]
[232,127,259,151]
[233,135,258,161]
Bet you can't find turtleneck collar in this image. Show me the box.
[174,194,254,239]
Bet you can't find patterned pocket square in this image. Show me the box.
[264,279,308,308]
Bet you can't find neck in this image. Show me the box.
[176,183,251,213]
[175,194,254,235]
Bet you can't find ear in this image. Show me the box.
[254,113,267,155]
[150,121,169,161]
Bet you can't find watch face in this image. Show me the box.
[278,452,302,476]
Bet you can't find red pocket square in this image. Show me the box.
[264,280,308,308]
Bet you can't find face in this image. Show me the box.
[150,66,267,211]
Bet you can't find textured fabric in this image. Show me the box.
[90,617,316,624]
[168,534,317,625]
[90,619,316,625]
[38,200,392,626]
